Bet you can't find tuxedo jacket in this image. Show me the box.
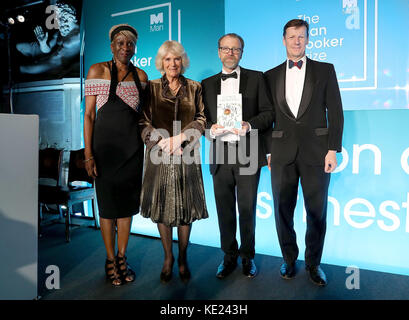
[201,67,273,175]
[264,58,344,166]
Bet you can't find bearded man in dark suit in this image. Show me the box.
[201,33,273,279]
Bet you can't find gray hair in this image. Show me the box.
[155,40,190,74]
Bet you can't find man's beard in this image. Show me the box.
[222,57,238,70]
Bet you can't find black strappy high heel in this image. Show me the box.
[105,258,123,287]
[116,254,136,283]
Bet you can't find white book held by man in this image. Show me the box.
[217,93,242,130]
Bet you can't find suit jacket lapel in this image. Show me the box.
[239,67,248,95]
[211,72,223,168]
[210,72,222,114]
[296,57,315,119]
[215,72,222,95]
[276,61,295,120]
[238,67,248,119]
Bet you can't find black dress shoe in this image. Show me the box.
[160,271,172,283]
[242,259,257,278]
[216,261,237,279]
[306,265,327,286]
[178,258,191,283]
[160,257,174,283]
[179,268,191,283]
[280,263,296,279]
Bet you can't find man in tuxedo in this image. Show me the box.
[264,19,343,286]
[201,33,272,279]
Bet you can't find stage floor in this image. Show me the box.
[37,220,409,301]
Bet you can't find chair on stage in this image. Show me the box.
[38,148,64,223]
[38,148,97,242]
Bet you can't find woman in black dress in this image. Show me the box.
[84,24,147,286]
[140,40,208,283]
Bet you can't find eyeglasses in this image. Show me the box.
[219,47,242,54]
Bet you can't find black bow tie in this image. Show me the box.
[221,72,238,81]
[289,60,303,69]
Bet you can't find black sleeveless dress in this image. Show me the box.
[92,62,144,219]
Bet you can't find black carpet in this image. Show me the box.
[37,221,409,301]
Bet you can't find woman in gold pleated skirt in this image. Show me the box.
[139,40,208,283]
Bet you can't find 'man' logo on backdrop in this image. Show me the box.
[150,12,164,32]
[343,0,357,9]
[343,0,360,30]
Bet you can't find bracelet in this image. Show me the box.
[83,156,94,163]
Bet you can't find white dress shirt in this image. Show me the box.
[221,66,240,96]
[285,56,307,118]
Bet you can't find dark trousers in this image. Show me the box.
[212,144,261,263]
[270,153,330,267]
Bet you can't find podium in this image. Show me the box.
[0,113,39,299]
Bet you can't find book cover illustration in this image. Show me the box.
[217,93,242,129]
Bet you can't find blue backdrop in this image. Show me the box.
[226,0,409,110]
[81,0,409,277]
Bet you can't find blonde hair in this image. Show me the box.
[109,24,138,44]
[155,40,190,74]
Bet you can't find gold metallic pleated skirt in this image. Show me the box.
[140,150,208,227]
